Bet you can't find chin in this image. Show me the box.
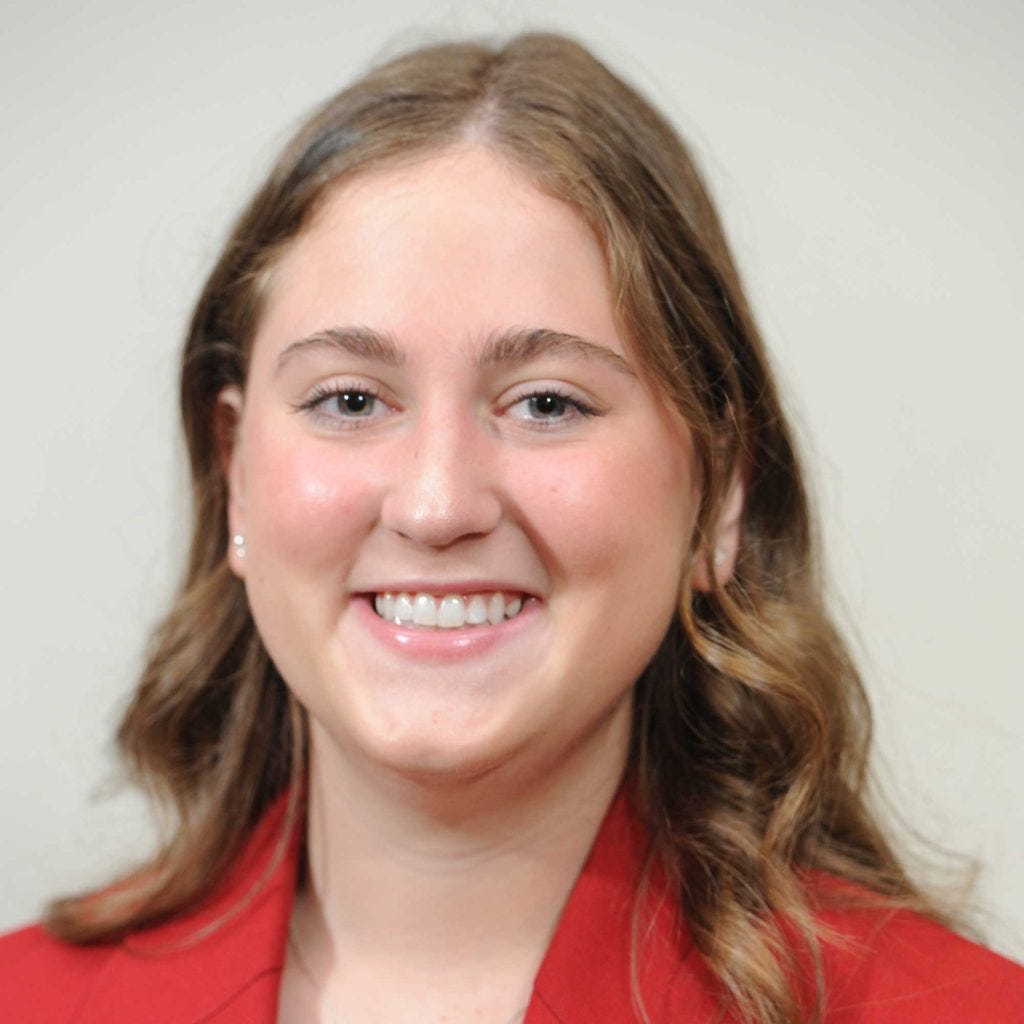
[342,703,529,785]
[364,734,522,788]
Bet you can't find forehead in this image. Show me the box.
[252,145,627,366]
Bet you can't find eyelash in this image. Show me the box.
[292,382,602,427]
[505,386,601,426]
[292,382,388,425]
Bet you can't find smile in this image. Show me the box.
[372,592,525,629]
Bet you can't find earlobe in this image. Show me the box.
[692,470,745,593]
[215,386,247,578]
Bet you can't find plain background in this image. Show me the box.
[1,0,1021,960]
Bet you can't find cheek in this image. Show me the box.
[512,433,696,586]
[244,431,376,564]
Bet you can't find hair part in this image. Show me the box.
[47,33,940,1024]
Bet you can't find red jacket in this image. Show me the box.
[2,792,1022,1022]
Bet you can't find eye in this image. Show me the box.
[293,382,393,427]
[505,388,599,425]
[328,390,377,417]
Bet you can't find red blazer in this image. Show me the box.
[2,792,1022,1023]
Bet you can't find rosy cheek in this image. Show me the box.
[508,452,634,570]
[248,437,376,562]
[521,436,693,579]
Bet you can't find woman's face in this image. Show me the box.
[224,146,701,785]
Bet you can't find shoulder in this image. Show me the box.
[590,795,1024,1022]
[817,900,1024,1022]
[0,795,299,1024]
[0,922,118,1023]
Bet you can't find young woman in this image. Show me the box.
[1,32,1020,1024]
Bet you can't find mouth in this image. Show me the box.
[371,591,527,630]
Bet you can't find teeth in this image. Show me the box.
[412,593,438,626]
[466,594,488,625]
[394,593,414,624]
[437,595,465,628]
[372,591,526,629]
[374,593,396,621]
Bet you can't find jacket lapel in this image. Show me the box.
[526,792,722,1023]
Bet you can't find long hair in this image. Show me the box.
[47,33,938,1023]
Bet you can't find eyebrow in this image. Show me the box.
[274,325,636,378]
[477,327,636,377]
[275,326,405,374]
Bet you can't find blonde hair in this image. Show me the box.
[48,33,938,1023]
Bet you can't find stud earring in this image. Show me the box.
[232,534,246,559]
[713,547,725,567]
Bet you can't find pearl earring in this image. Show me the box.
[713,547,725,567]
[232,534,246,559]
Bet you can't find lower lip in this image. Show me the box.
[352,595,540,661]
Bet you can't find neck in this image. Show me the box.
[290,703,631,1021]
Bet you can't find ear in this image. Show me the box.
[215,385,247,579]
[692,469,745,592]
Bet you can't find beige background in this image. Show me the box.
[1,0,1021,959]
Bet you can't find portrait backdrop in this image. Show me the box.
[1,0,1020,959]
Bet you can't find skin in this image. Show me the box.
[219,145,738,1023]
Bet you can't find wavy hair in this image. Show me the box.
[48,32,938,1023]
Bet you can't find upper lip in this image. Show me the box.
[355,581,539,598]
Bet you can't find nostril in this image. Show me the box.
[381,484,503,549]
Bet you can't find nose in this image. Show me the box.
[380,414,503,549]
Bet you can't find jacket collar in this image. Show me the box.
[76,789,716,1024]
[527,793,720,1023]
